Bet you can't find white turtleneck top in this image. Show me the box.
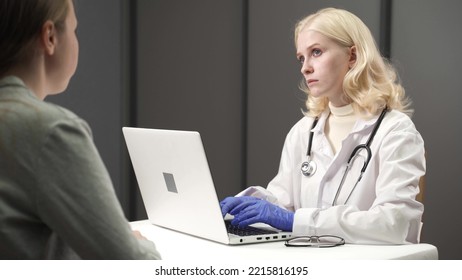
[325,103,357,154]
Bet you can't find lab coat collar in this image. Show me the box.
[311,107,383,135]
[310,109,329,133]
[350,112,383,134]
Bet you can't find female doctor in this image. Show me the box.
[220,8,425,244]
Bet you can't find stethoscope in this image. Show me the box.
[301,107,388,206]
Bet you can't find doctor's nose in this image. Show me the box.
[301,60,313,75]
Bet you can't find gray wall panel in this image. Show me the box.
[136,0,245,204]
[392,0,462,259]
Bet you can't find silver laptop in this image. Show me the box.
[122,127,292,245]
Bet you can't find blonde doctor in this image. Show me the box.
[220,8,425,244]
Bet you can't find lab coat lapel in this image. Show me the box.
[317,114,381,207]
[305,111,336,208]
[300,111,331,208]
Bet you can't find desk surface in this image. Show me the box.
[130,220,438,260]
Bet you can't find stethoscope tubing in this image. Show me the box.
[302,107,388,205]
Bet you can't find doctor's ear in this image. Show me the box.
[348,46,357,69]
[40,20,57,56]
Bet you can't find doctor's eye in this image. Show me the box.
[311,49,322,57]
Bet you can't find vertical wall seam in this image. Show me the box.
[127,0,139,220]
[241,0,249,190]
[379,0,392,58]
[119,0,132,220]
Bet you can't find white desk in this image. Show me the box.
[130,220,438,260]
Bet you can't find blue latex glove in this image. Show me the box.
[223,197,294,232]
[220,196,259,217]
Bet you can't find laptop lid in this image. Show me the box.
[122,127,230,244]
[123,127,292,245]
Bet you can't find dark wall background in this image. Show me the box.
[49,0,462,259]
[390,0,462,259]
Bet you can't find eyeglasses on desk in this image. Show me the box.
[285,235,345,248]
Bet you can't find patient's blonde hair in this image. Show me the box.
[295,8,412,117]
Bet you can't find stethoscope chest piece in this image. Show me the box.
[301,160,317,177]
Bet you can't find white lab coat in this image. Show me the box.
[239,109,425,244]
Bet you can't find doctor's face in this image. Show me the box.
[296,29,354,107]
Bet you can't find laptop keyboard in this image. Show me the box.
[225,220,278,236]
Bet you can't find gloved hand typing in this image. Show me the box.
[220,196,294,232]
[220,196,260,217]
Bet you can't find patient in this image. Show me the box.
[0,0,160,259]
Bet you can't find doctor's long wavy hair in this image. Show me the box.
[295,8,412,118]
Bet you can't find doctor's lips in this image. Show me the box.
[306,79,318,86]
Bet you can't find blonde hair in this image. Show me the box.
[295,8,412,117]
